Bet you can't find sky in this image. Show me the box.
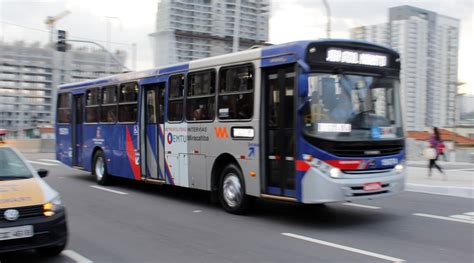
[0,0,472,94]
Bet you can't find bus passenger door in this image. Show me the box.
[71,94,84,167]
[142,83,166,181]
[263,65,296,197]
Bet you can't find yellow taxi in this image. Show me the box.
[0,146,68,256]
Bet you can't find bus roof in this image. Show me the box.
[58,39,398,91]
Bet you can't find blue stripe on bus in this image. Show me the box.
[261,54,297,67]
[266,187,296,197]
[159,64,189,75]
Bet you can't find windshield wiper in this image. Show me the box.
[0,175,32,181]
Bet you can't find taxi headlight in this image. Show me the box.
[43,195,63,216]
[395,164,404,173]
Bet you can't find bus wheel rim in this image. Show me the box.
[223,173,242,208]
[95,156,104,181]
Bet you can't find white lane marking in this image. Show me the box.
[413,213,474,224]
[39,159,61,163]
[449,212,474,222]
[90,185,128,195]
[193,210,202,213]
[445,168,474,172]
[62,250,93,263]
[450,215,474,221]
[282,233,405,263]
[342,202,381,210]
[28,160,58,166]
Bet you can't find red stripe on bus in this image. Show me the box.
[325,160,362,170]
[296,160,310,171]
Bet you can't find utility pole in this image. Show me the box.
[105,16,121,74]
[132,43,137,71]
[322,0,331,38]
[45,11,70,135]
[232,0,241,52]
[451,81,466,162]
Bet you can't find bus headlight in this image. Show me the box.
[394,164,404,173]
[305,155,342,178]
[329,168,341,178]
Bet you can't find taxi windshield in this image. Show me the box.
[0,148,33,179]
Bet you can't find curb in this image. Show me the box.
[406,183,474,199]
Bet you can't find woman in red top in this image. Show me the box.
[428,127,446,179]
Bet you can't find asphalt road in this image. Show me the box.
[1,153,473,263]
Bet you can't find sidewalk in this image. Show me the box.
[405,163,474,198]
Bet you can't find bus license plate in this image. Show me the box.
[363,182,382,192]
[0,225,34,241]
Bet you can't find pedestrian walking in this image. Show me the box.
[427,127,447,180]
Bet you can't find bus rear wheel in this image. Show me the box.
[93,151,112,185]
[219,164,251,214]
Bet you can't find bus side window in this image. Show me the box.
[85,88,100,123]
[57,93,71,124]
[218,64,254,120]
[186,70,216,121]
[118,83,138,123]
[100,85,117,123]
[168,75,184,122]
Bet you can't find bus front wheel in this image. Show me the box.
[219,164,251,214]
[93,151,112,185]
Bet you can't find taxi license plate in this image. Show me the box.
[363,182,382,192]
[0,225,34,241]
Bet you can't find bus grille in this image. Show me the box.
[332,144,403,157]
[303,136,404,158]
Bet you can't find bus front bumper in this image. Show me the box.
[301,168,405,204]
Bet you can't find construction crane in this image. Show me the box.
[45,10,71,44]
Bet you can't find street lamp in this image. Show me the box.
[45,11,71,45]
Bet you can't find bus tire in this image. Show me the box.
[219,163,251,214]
[93,151,112,185]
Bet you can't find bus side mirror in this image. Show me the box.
[298,74,308,97]
[38,169,48,178]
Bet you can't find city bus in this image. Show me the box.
[55,40,405,214]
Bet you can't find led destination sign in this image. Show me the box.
[326,48,388,67]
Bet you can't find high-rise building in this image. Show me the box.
[150,0,270,67]
[350,5,460,131]
[0,41,126,138]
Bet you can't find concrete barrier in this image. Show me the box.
[3,139,55,153]
[40,139,55,153]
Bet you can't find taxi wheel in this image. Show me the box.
[36,242,66,257]
[93,151,112,185]
[219,163,253,215]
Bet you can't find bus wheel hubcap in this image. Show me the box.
[95,157,104,181]
[223,173,242,208]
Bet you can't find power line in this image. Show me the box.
[0,20,132,46]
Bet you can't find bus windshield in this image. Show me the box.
[302,73,403,141]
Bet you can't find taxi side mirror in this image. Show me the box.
[38,169,48,178]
